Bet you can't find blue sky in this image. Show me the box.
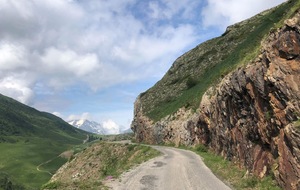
[0,0,285,130]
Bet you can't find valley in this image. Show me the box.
[0,93,150,190]
[0,94,89,189]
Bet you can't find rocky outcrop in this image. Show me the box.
[132,9,300,190]
[132,103,198,146]
[198,11,300,189]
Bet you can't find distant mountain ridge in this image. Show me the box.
[68,119,132,135]
[68,119,106,134]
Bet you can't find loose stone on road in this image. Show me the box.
[107,146,231,190]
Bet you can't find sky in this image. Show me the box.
[0,0,286,131]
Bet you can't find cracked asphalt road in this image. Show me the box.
[107,146,231,190]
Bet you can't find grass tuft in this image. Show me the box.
[191,146,281,190]
[41,142,160,190]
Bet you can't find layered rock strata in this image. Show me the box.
[132,10,300,190]
[199,12,300,189]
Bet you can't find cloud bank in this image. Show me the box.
[0,0,286,127]
[0,0,200,104]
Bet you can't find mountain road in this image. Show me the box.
[106,146,231,190]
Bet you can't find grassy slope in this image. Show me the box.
[0,94,89,189]
[190,145,280,190]
[140,0,299,121]
[42,142,160,190]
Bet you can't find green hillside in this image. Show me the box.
[0,94,89,189]
[139,0,299,121]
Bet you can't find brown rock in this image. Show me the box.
[277,127,300,190]
[131,9,300,190]
[196,15,300,189]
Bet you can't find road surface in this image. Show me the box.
[36,156,57,176]
[107,146,231,190]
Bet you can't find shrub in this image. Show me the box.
[186,77,198,89]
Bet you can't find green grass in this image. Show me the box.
[95,143,160,178]
[0,138,80,189]
[294,119,300,128]
[38,156,68,175]
[142,0,299,121]
[191,145,281,190]
[42,142,160,190]
[0,94,89,189]
[0,172,26,190]
[42,181,107,190]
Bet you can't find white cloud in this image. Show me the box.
[0,0,83,43]
[102,119,120,135]
[0,0,201,98]
[67,112,92,121]
[0,43,28,71]
[40,47,100,88]
[93,109,134,129]
[52,112,62,117]
[0,75,34,104]
[1,0,284,127]
[66,112,126,134]
[202,0,286,30]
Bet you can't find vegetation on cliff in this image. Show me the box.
[132,1,300,189]
[191,145,280,190]
[139,0,299,121]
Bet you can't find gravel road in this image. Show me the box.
[107,146,231,190]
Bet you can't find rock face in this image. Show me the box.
[199,11,300,189]
[132,101,198,146]
[132,9,300,190]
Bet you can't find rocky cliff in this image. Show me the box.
[132,2,300,190]
[198,11,300,189]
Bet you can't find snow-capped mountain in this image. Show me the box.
[68,119,106,134]
[68,119,132,135]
